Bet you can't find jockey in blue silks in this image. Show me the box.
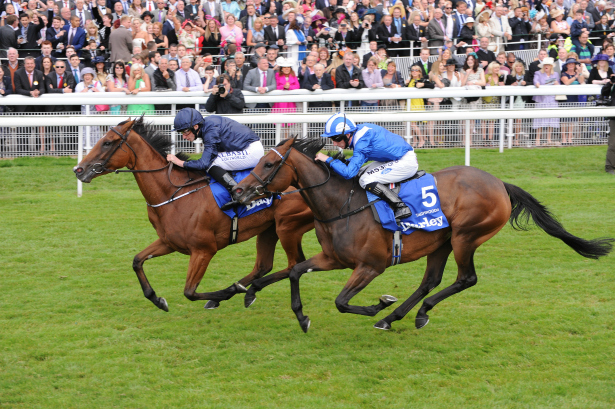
[315,113,419,222]
[166,108,264,210]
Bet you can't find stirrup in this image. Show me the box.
[220,199,240,211]
[394,205,412,221]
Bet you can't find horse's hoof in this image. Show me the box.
[158,297,169,312]
[234,282,248,293]
[299,317,311,333]
[204,300,220,310]
[415,316,430,329]
[374,320,391,330]
[380,294,398,307]
[244,294,256,308]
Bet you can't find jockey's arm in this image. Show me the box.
[326,150,368,179]
[183,123,222,171]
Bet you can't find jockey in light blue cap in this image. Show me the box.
[315,113,419,222]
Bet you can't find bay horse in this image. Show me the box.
[73,118,314,312]
[233,137,613,332]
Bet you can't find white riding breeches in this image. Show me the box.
[359,150,419,188]
[208,141,265,171]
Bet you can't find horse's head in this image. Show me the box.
[234,137,326,205]
[73,117,141,183]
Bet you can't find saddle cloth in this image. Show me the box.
[209,169,278,218]
[366,173,450,235]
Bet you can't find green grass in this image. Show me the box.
[1,147,614,408]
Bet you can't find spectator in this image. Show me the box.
[34,41,56,71]
[533,57,560,146]
[68,53,84,82]
[361,40,378,68]
[152,56,175,89]
[380,59,405,108]
[303,62,334,109]
[39,56,54,81]
[203,73,245,114]
[561,57,585,145]
[221,0,241,19]
[554,47,568,74]
[442,57,462,108]
[152,22,168,55]
[18,12,46,57]
[14,56,46,151]
[266,45,279,70]
[243,57,276,110]
[234,52,251,77]
[264,12,286,47]
[589,54,613,85]
[71,0,92,26]
[482,61,505,144]
[496,51,510,74]
[457,17,475,53]
[550,9,570,37]
[0,16,19,59]
[127,63,155,115]
[579,1,595,30]
[406,12,427,56]
[246,17,266,50]
[506,60,528,145]
[2,47,22,92]
[361,56,383,109]
[527,48,548,84]
[224,59,244,88]
[63,15,86,56]
[317,46,331,67]
[46,16,67,55]
[571,31,594,71]
[407,65,430,148]
[109,15,133,62]
[490,6,511,53]
[250,42,267,67]
[298,53,317,87]
[426,9,447,55]
[476,36,496,69]
[286,20,308,66]
[201,65,216,92]
[509,7,531,50]
[570,9,589,50]
[461,53,485,112]
[600,74,615,174]
[335,51,365,104]
[0,65,14,156]
[220,14,244,48]
[144,51,160,77]
[272,57,299,134]
[75,67,103,145]
[106,61,130,113]
[174,56,202,92]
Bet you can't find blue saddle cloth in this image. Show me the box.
[366,174,449,234]
[209,169,278,218]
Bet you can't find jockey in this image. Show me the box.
[315,113,418,222]
[166,108,264,210]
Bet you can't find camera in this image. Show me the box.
[610,75,615,84]
[595,96,612,106]
[217,84,226,94]
[88,84,94,89]
[498,75,505,82]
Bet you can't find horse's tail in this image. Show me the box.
[503,182,614,260]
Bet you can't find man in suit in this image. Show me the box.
[335,51,365,108]
[376,15,403,57]
[34,41,57,70]
[406,13,427,56]
[390,6,409,56]
[18,13,46,57]
[240,4,259,33]
[111,1,126,23]
[62,16,86,55]
[46,15,68,54]
[185,0,199,20]
[91,0,111,25]
[202,0,223,23]
[174,0,188,21]
[0,15,19,59]
[264,14,285,47]
[412,48,432,77]
[427,8,447,55]
[234,52,251,78]
[443,1,459,41]
[476,37,496,69]
[553,48,568,74]
[71,0,92,27]
[362,41,378,68]
[14,56,46,151]
[1,48,22,92]
[55,0,75,12]
[45,58,75,151]
[243,57,276,109]
[591,0,607,23]
[297,53,317,88]
[153,0,167,23]
[490,5,512,52]
[67,53,85,82]
[508,7,531,50]
[162,12,180,45]
[302,63,334,109]
[526,48,548,84]
[108,15,133,62]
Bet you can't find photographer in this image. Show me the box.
[600,73,615,175]
[204,74,246,114]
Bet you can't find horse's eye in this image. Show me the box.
[103,141,112,147]
[264,162,274,169]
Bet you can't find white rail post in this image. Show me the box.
[340,100,345,112]
[85,105,92,154]
[499,97,505,153]
[302,101,308,137]
[507,95,514,149]
[275,123,281,145]
[77,124,83,197]
[171,103,176,155]
[465,119,471,166]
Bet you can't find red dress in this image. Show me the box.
[272,72,300,126]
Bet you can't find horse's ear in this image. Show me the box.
[135,113,145,126]
[289,136,297,146]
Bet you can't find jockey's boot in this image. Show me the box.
[365,182,412,223]
[209,165,241,211]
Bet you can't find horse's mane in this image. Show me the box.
[285,137,326,159]
[120,119,190,161]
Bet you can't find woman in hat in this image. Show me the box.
[476,10,496,52]
[560,56,586,145]
[533,57,560,146]
[93,57,108,90]
[175,18,202,55]
[550,8,570,37]
[76,67,105,146]
[589,54,613,85]
[272,58,300,136]
[458,17,477,53]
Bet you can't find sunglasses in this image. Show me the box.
[330,134,345,142]
[411,68,421,71]
[177,128,193,135]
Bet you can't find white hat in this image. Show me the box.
[539,57,555,68]
[276,57,294,68]
[465,17,475,24]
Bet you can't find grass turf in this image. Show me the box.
[0,146,614,408]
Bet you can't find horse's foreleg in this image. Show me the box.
[333,264,394,318]
[374,240,452,330]
[204,225,279,310]
[244,216,311,308]
[133,239,175,311]
[289,252,342,333]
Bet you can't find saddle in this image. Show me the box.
[356,166,427,194]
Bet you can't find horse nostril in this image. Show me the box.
[74,167,84,174]
[235,187,244,195]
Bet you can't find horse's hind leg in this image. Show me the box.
[374,240,452,330]
[133,239,175,311]
[204,225,279,309]
[333,264,395,318]
[415,242,478,329]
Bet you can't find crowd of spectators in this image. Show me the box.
[1,0,615,152]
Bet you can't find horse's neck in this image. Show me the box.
[296,157,364,221]
[130,140,182,206]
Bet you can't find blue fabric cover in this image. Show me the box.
[366,174,449,234]
[209,169,278,218]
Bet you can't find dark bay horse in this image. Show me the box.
[73,118,314,311]
[233,137,613,332]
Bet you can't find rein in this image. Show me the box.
[92,117,209,207]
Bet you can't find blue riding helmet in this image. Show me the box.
[172,108,204,132]
[321,113,357,139]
